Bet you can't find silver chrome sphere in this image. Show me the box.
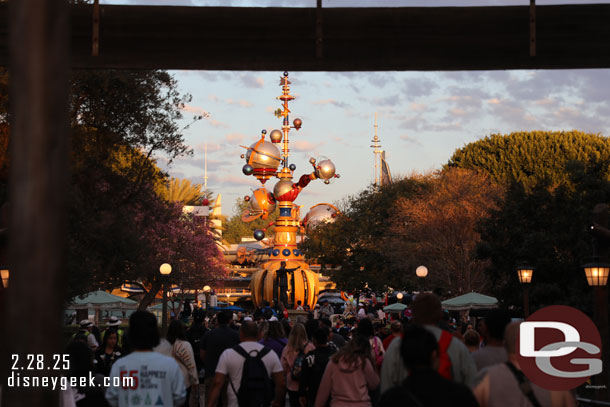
[303,204,338,232]
[246,139,281,170]
[273,180,294,199]
[316,159,336,180]
[269,129,283,143]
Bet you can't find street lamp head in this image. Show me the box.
[1,268,9,288]
[396,292,404,300]
[582,262,610,287]
[516,264,535,284]
[416,265,428,278]
[203,285,211,293]
[159,263,172,275]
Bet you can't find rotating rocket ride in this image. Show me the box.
[239,72,340,309]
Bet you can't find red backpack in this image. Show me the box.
[437,330,453,380]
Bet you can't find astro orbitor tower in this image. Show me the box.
[239,72,339,308]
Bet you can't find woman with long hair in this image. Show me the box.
[259,320,288,358]
[167,319,199,407]
[281,322,315,407]
[314,334,380,407]
[357,318,385,373]
[94,328,123,377]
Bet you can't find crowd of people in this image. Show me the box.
[61,293,578,407]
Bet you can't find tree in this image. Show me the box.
[477,162,610,313]
[450,132,610,312]
[389,168,502,296]
[300,178,431,293]
[160,177,204,205]
[223,197,279,244]
[448,131,610,191]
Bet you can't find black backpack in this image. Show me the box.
[229,345,274,407]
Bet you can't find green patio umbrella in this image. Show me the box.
[383,302,408,312]
[441,292,498,311]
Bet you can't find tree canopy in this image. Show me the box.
[0,69,225,302]
[448,131,610,191]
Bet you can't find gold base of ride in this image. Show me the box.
[250,259,319,309]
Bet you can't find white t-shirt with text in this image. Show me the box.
[105,351,186,407]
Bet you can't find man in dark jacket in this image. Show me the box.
[380,324,478,407]
[299,326,337,407]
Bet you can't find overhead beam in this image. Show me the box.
[1,4,610,71]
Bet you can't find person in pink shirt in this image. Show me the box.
[314,334,380,407]
[281,323,315,407]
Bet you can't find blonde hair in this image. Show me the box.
[286,322,308,352]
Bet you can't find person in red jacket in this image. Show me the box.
[382,321,402,351]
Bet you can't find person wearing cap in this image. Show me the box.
[105,316,125,349]
[74,319,99,351]
[320,301,333,318]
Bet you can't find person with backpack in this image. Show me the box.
[206,321,285,407]
[379,293,477,394]
[281,323,315,407]
[298,326,337,407]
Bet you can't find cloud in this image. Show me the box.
[449,108,467,116]
[399,134,422,146]
[209,119,229,128]
[487,98,501,105]
[194,142,222,153]
[217,174,260,188]
[225,133,245,143]
[208,95,253,108]
[534,98,555,106]
[312,99,350,109]
[181,104,211,117]
[368,95,400,107]
[239,74,264,89]
[428,122,462,132]
[291,140,325,152]
[408,103,427,112]
[404,78,438,98]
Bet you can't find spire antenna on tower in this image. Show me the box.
[370,112,382,190]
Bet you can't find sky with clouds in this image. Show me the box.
[160,69,610,216]
[100,0,610,216]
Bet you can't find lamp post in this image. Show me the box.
[203,285,211,310]
[0,268,9,289]
[516,264,534,318]
[159,263,172,336]
[583,261,609,400]
[416,265,428,292]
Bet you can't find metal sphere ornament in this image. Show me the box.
[253,229,265,241]
[273,179,294,200]
[201,198,210,206]
[244,195,251,202]
[240,154,245,159]
[289,163,296,171]
[249,187,276,220]
[245,139,281,170]
[302,203,339,233]
[293,118,302,130]
[269,129,283,143]
[315,158,336,181]
[242,164,254,175]
[261,129,267,134]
